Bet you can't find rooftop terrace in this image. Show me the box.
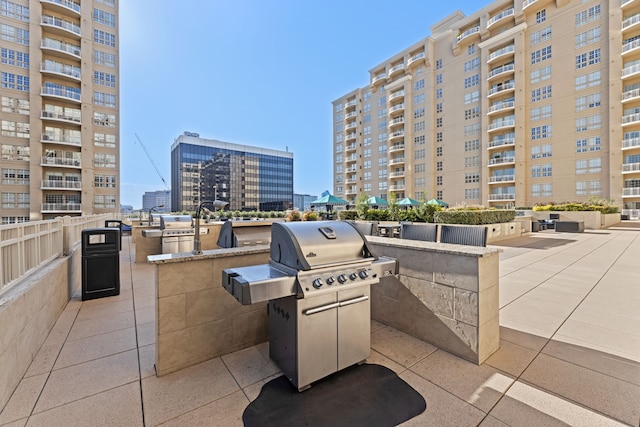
[1,223,639,426]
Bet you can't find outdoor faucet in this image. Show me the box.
[193,200,214,255]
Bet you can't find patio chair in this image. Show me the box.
[439,225,488,247]
[400,223,438,242]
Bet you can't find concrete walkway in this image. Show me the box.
[0,224,639,426]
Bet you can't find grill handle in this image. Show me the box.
[303,302,340,316]
[339,295,369,307]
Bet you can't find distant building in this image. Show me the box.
[294,194,316,211]
[120,204,133,214]
[142,190,171,212]
[171,133,294,211]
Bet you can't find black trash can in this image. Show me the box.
[531,221,540,232]
[105,219,123,250]
[81,228,120,301]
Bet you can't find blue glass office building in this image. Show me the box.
[171,133,294,212]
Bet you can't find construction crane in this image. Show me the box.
[134,133,169,190]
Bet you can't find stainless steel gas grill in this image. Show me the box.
[222,220,397,391]
[160,215,194,254]
[217,220,273,248]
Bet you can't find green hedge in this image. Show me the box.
[433,209,516,225]
[533,202,618,214]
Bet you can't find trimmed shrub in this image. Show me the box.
[434,209,516,225]
[338,210,358,221]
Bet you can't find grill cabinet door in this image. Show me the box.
[337,287,371,371]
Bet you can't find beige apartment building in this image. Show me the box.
[333,0,640,219]
[1,0,119,223]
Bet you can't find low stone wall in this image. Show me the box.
[485,222,521,244]
[366,236,501,365]
[148,246,271,376]
[0,249,80,409]
[529,211,620,230]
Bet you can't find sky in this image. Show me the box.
[119,0,484,209]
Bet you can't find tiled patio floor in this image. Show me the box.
[1,224,639,426]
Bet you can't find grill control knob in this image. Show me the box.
[359,270,369,279]
[337,274,347,284]
[326,276,335,285]
[312,278,323,289]
[349,272,358,281]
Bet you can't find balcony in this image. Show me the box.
[488,99,515,115]
[488,137,516,149]
[41,110,81,125]
[345,122,357,131]
[41,133,81,147]
[622,87,640,103]
[41,15,81,39]
[388,63,405,77]
[345,132,357,141]
[488,81,515,98]
[389,184,405,191]
[623,13,640,31]
[523,0,538,9]
[372,73,387,86]
[41,180,82,190]
[488,193,515,201]
[389,103,405,114]
[623,62,640,79]
[41,62,82,82]
[40,202,81,212]
[487,63,515,81]
[622,162,640,173]
[389,130,405,141]
[40,156,81,168]
[407,51,426,67]
[389,90,405,102]
[456,25,480,44]
[623,187,640,196]
[345,143,357,152]
[388,117,405,129]
[623,137,640,150]
[345,154,357,163]
[40,0,81,16]
[345,112,357,120]
[0,218,638,426]
[41,86,81,103]
[487,45,515,64]
[488,175,515,184]
[389,170,405,178]
[345,186,357,195]
[622,38,640,56]
[41,38,81,60]
[488,156,515,166]
[344,99,357,110]
[488,118,515,132]
[622,112,640,126]
[487,8,514,29]
[389,143,405,153]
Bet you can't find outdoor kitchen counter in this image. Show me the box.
[147,245,271,376]
[135,221,224,263]
[365,235,502,365]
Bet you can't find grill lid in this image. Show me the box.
[270,221,375,271]
[160,215,193,230]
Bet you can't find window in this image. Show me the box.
[464,123,480,136]
[576,114,601,132]
[93,112,116,127]
[464,91,479,104]
[94,71,116,87]
[464,75,479,88]
[363,126,371,135]
[465,139,479,151]
[363,137,371,146]
[377,158,386,167]
[436,161,443,172]
[1,120,29,138]
[531,46,552,64]
[414,79,424,91]
[465,107,480,120]
[94,174,117,188]
[531,125,551,140]
[531,144,552,159]
[536,9,546,23]
[465,173,479,183]
[94,92,116,108]
[414,107,425,119]
[532,164,552,178]
[576,158,601,174]
[576,180,601,196]
[530,65,552,83]
[1,1,29,21]
[436,89,442,99]
[436,59,442,69]
[94,29,116,47]
[576,136,601,153]
[436,147,443,157]
[436,103,443,113]
[1,96,29,114]
[378,133,387,142]
[2,168,29,184]
[436,118,442,128]
[436,176,443,186]
[379,182,388,191]
[415,135,425,145]
[576,71,601,90]
[414,121,425,132]
[1,144,29,161]
[531,26,552,45]
[576,49,600,69]
[436,132,443,143]
[531,85,552,102]
[465,156,479,167]
[1,72,29,91]
[1,24,29,45]
[94,194,116,209]
[363,149,371,158]
[414,149,425,160]
[363,114,371,124]
[576,26,601,48]
[465,188,479,200]
[1,48,29,68]
[414,93,425,104]
[576,92,601,111]
[464,58,480,72]
[379,169,388,178]
[468,44,475,55]
[436,74,442,84]
[415,164,425,173]
[532,184,552,197]
[576,5,600,28]
[531,105,552,121]
[415,177,425,188]
[93,8,116,27]
[363,172,371,180]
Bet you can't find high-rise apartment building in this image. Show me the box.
[1,0,119,223]
[171,133,294,212]
[142,190,171,213]
[333,0,639,219]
